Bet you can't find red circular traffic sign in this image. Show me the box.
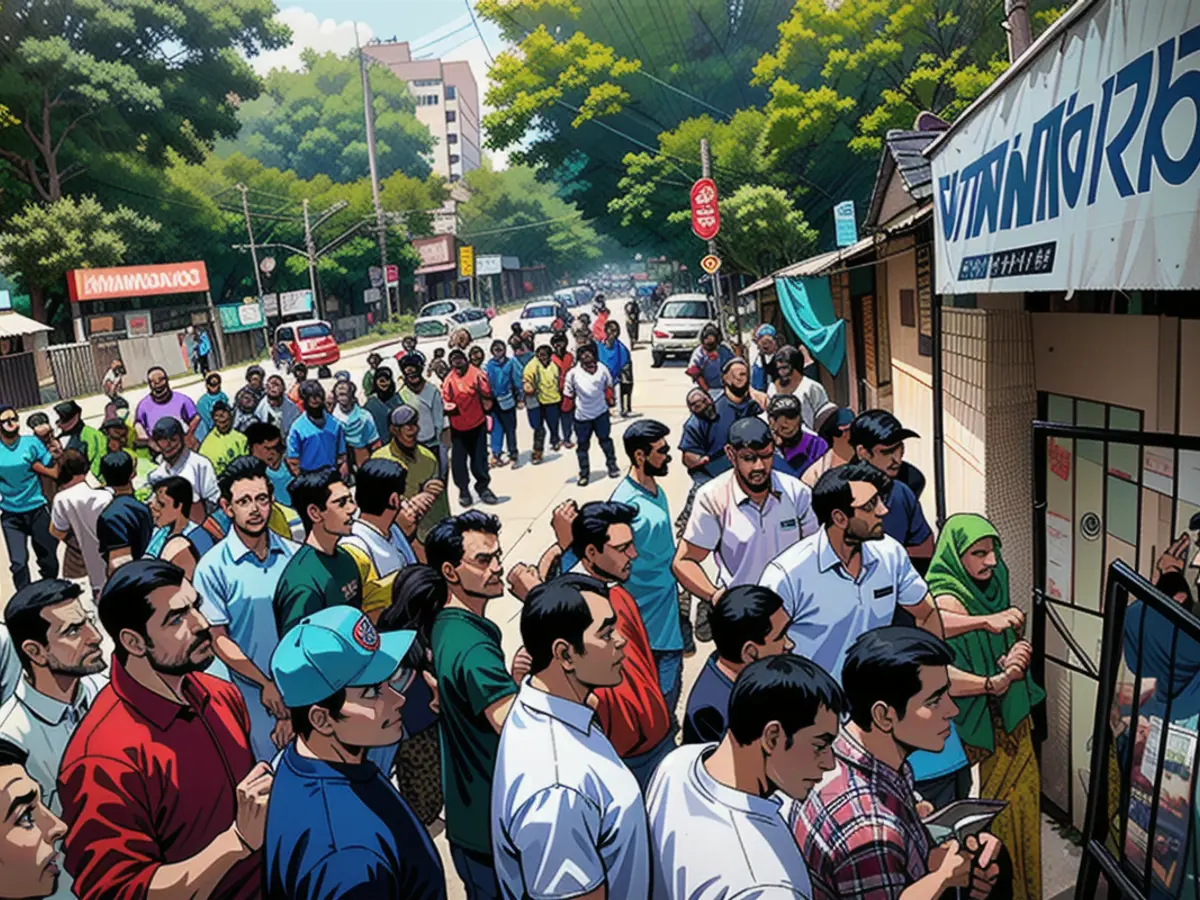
[690,177,721,240]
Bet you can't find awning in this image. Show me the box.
[776,277,845,376]
[414,261,457,276]
[879,203,932,235]
[738,239,880,298]
[0,311,52,338]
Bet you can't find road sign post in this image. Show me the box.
[695,141,741,353]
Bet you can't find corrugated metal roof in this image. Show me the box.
[737,238,880,297]
[0,311,52,338]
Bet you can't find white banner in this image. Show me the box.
[929,0,1200,295]
[476,254,503,276]
[278,289,314,317]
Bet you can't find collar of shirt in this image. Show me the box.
[227,526,288,564]
[110,657,211,732]
[15,677,91,727]
[731,471,782,507]
[691,742,786,820]
[815,528,880,579]
[833,730,914,799]
[517,679,597,736]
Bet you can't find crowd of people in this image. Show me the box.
[0,309,1048,900]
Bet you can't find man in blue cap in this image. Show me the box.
[264,607,445,899]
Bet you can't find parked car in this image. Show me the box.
[274,319,340,376]
[516,299,572,335]
[414,304,493,343]
[554,285,594,308]
[650,294,720,367]
[417,299,468,319]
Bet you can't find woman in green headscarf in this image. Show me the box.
[928,513,1047,900]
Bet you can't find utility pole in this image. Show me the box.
[700,138,737,352]
[356,24,392,320]
[1004,0,1033,61]
[303,199,321,320]
[236,183,271,353]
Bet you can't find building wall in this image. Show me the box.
[443,61,482,175]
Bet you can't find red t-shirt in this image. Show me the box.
[441,365,492,432]
[593,584,672,757]
[552,352,575,412]
[58,660,260,900]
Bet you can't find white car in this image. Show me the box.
[413,302,492,343]
[516,299,572,335]
[651,293,720,366]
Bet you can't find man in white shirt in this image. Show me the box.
[492,573,651,900]
[340,458,424,574]
[648,654,844,900]
[771,346,828,429]
[48,450,111,596]
[146,417,219,521]
[759,461,945,680]
[0,580,107,818]
[674,417,818,612]
[398,353,449,476]
[563,343,619,486]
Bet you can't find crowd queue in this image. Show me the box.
[0,310,1054,900]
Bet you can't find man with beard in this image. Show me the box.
[195,372,229,443]
[441,348,498,508]
[675,418,818,635]
[148,417,220,523]
[285,381,347,477]
[398,354,449,475]
[649,655,844,900]
[0,405,59,590]
[195,457,300,763]
[134,367,200,452]
[256,374,300,438]
[272,468,363,636]
[0,737,69,900]
[759,462,946,681]
[366,364,404,441]
[428,511,515,899]
[1,580,107,820]
[678,359,763,489]
[768,393,829,479]
[265,607,443,899]
[562,342,619,486]
[686,323,735,397]
[372,406,450,543]
[492,575,650,900]
[53,401,104,478]
[58,560,274,900]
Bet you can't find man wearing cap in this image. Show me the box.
[373,405,451,543]
[134,367,200,452]
[54,401,105,478]
[195,372,229,443]
[768,393,829,479]
[265,607,444,899]
[803,404,856,488]
[398,353,449,475]
[441,347,498,508]
[674,417,818,621]
[286,381,347,477]
[147,416,220,522]
[750,324,778,392]
[851,410,934,570]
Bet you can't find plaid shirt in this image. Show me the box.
[790,732,931,900]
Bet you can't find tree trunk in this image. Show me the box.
[29,282,47,323]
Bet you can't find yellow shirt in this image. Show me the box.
[269,503,298,541]
[339,542,396,618]
[523,357,562,405]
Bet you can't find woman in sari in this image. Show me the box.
[928,513,1046,900]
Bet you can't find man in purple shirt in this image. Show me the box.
[134,367,200,452]
[768,394,828,478]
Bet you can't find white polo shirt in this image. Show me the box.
[683,468,819,589]
[148,449,220,509]
[563,364,614,422]
[647,743,813,900]
[492,679,650,900]
[760,528,928,680]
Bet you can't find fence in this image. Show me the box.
[47,342,101,400]
[0,351,41,408]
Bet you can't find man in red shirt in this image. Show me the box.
[441,347,498,508]
[58,559,273,900]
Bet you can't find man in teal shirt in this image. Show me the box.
[609,418,684,711]
[0,404,59,589]
[195,372,228,443]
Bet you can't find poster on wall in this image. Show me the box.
[1046,511,1073,601]
[217,301,264,334]
[915,244,933,357]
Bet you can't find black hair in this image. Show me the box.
[151,416,184,440]
[727,417,774,451]
[490,339,506,353]
[424,510,502,576]
[153,475,194,517]
[290,688,347,740]
[57,448,89,484]
[5,579,84,675]
[25,412,49,429]
[701,323,720,340]
[355,458,408,516]
[247,365,265,378]
[379,565,448,665]
[570,501,636,560]
[775,345,805,372]
[98,559,185,664]
[0,736,28,768]
[243,421,283,449]
[842,627,954,730]
[219,456,270,502]
[100,450,135,488]
[211,399,232,415]
[299,379,324,402]
[811,461,890,528]
[850,409,910,451]
[146,366,167,380]
[292,362,309,372]
[727,655,847,746]
[289,467,344,533]
[710,585,785,663]
[0,404,13,417]
[623,418,670,461]
[550,331,568,346]
[521,573,610,673]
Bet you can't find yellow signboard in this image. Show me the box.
[458,245,475,278]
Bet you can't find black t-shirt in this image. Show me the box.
[96,495,153,562]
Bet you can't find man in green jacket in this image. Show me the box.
[55,401,106,478]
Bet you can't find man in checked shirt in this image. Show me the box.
[792,627,1004,900]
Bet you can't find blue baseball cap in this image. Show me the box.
[271,607,417,708]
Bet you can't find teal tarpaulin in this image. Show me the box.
[776,276,846,376]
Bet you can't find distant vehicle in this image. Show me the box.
[274,319,340,376]
[417,299,469,319]
[554,285,594,308]
[516,299,572,335]
[414,304,493,343]
[650,293,719,367]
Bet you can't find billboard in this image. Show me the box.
[67,261,209,302]
[218,300,265,333]
[476,254,502,276]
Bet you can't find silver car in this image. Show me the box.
[651,294,719,366]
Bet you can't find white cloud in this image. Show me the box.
[249,7,373,75]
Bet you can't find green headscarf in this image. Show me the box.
[926,513,1045,752]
